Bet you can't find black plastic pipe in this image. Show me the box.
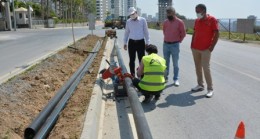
[24,41,102,139]
[113,39,153,139]
[33,40,102,139]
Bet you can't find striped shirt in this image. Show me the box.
[124,16,150,45]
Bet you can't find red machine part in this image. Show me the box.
[114,67,133,83]
[101,66,133,81]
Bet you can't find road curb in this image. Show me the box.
[80,38,113,139]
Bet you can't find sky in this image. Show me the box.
[136,0,260,19]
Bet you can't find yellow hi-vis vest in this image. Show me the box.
[138,53,166,91]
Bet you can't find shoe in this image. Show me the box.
[164,76,168,83]
[174,80,180,86]
[206,90,214,98]
[154,94,160,100]
[191,85,204,92]
[142,95,153,103]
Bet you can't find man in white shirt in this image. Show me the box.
[124,7,150,77]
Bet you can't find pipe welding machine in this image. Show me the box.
[100,60,132,97]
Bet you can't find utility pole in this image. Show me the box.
[28,5,32,28]
[12,0,16,31]
[71,0,76,47]
[5,1,12,30]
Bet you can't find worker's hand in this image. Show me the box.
[209,47,213,52]
[124,45,127,51]
[209,45,214,52]
[145,44,149,48]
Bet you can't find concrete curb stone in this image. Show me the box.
[80,38,113,139]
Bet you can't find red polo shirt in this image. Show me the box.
[192,14,219,50]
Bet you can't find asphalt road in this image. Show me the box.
[0,26,104,83]
[115,29,260,139]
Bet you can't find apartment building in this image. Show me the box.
[158,0,172,22]
[96,0,103,20]
[137,7,141,16]
[97,0,137,20]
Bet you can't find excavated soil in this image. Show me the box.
[0,35,106,139]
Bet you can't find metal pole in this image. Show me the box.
[229,19,231,39]
[5,1,12,30]
[28,5,32,29]
[71,0,76,47]
[12,0,16,31]
[65,1,67,27]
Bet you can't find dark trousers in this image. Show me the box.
[132,78,162,98]
[128,39,145,76]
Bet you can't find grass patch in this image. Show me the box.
[220,32,260,41]
[150,26,260,42]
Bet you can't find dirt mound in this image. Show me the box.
[0,35,106,139]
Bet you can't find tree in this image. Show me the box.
[176,13,186,20]
[15,0,42,18]
[84,0,96,15]
[15,0,95,22]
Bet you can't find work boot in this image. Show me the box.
[154,94,160,100]
[164,76,168,83]
[142,95,153,103]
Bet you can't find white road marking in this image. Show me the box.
[212,60,260,81]
[182,49,260,81]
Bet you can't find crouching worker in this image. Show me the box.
[132,44,166,103]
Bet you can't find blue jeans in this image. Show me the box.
[163,42,180,81]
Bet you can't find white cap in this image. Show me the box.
[128,7,136,16]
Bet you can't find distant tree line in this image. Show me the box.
[176,13,186,20]
[14,0,96,23]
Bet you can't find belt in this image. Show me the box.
[164,41,179,44]
[129,39,144,42]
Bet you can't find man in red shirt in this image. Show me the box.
[163,7,186,86]
[191,4,219,98]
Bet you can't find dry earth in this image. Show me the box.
[0,35,106,139]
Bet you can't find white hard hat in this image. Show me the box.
[128,7,137,16]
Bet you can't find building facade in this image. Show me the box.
[102,0,109,20]
[97,0,137,20]
[158,0,172,22]
[137,7,141,16]
[96,0,103,20]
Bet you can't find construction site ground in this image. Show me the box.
[0,35,105,139]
